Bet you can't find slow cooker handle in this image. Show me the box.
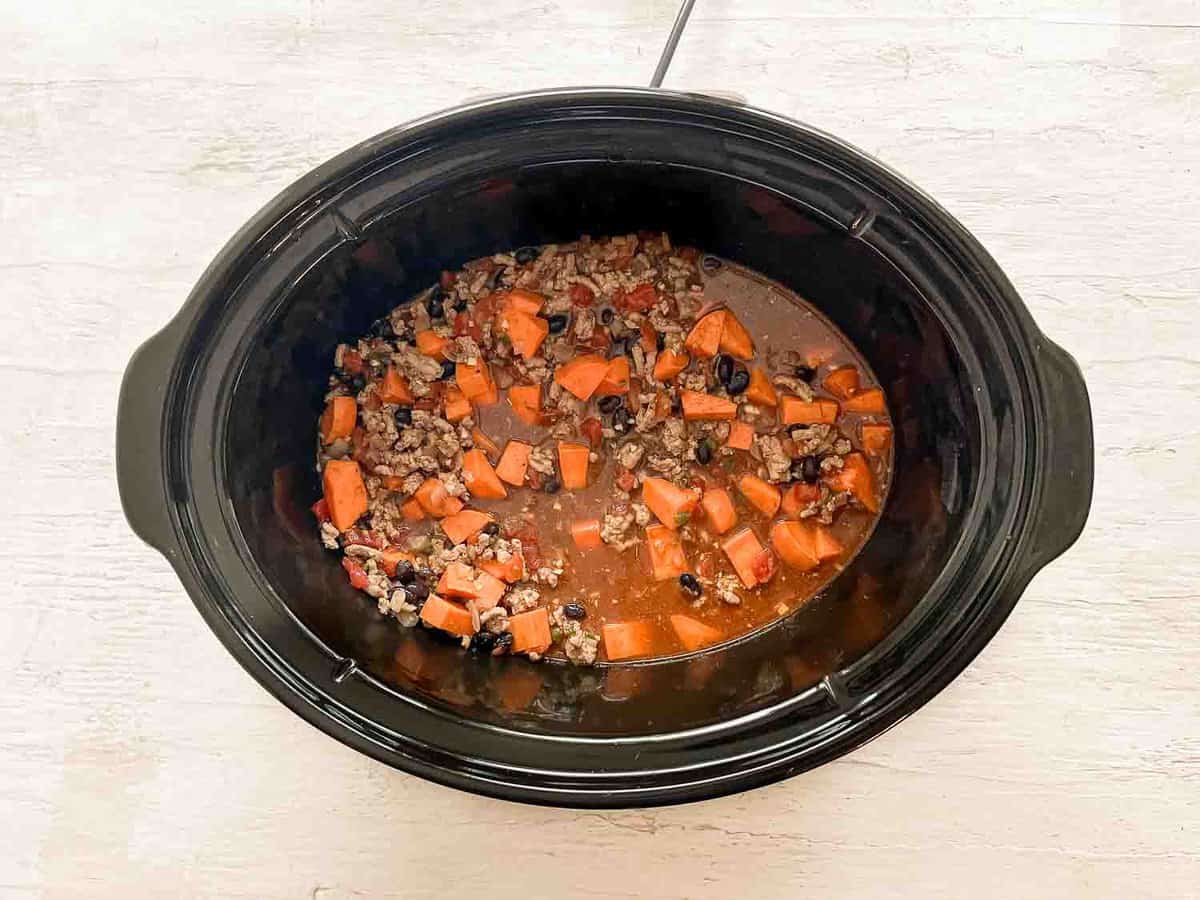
[116,316,187,556]
[1017,341,1094,579]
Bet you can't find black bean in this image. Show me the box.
[612,406,631,433]
[394,560,416,584]
[656,331,665,351]
[439,359,456,380]
[407,579,430,601]
[727,369,750,396]
[485,266,507,291]
[426,287,445,319]
[544,477,561,494]
[394,406,413,426]
[598,395,623,414]
[514,246,539,265]
[469,631,497,654]
[679,572,703,596]
[350,375,367,392]
[545,313,568,334]
[794,364,816,382]
[715,354,734,387]
[369,317,393,338]
[695,439,713,465]
[700,254,722,274]
[563,602,587,620]
[670,394,682,415]
[451,297,468,313]
[482,522,500,536]
[795,455,821,483]
[492,632,514,655]
[600,308,614,325]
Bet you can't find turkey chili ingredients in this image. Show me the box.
[313,233,892,665]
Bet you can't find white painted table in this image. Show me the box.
[2,2,1197,897]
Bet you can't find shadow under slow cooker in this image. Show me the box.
[226,159,982,737]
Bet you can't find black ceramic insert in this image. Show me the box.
[116,89,1093,807]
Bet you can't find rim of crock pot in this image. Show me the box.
[147,88,1062,804]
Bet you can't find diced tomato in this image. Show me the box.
[639,321,657,352]
[362,392,381,411]
[616,283,658,312]
[413,397,437,411]
[616,468,637,492]
[580,328,612,353]
[341,349,364,375]
[342,528,384,549]
[454,312,483,340]
[311,498,331,523]
[580,417,604,449]
[569,283,596,307]
[751,549,777,584]
[341,557,369,590]
[439,270,457,290]
[690,475,708,493]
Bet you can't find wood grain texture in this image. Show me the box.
[1,1,1198,897]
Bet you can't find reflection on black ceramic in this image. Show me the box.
[117,89,1092,806]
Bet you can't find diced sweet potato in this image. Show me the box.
[642,477,700,530]
[717,310,754,359]
[684,311,725,359]
[415,329,450,359]
[455,359,494,401]
[652,348,690,382]
[322,459,368,531]
[510,607,552,655]
[503,309,550,360]
[471,426,501,459]
[822,365,860,399]
[553,354,610,400]
[471,570,507,610]
[495,440,532,486]
[680,389,737,421]
[815,526,843,561]
[861,422,893,457]
[780,395,840,425]
[770,521,821,571]
[503,289,546,316]
[645,524,689,580]
[507,383,543,426]
[436,562,480,599]
[379,367,414,405]
[441,509,494,545]
[557,441,590,490]
[841,388,887,414]
[825,451,878,512]
[414,477,464,517]
[737,474,782,517]
[669,614,723,652]
[722,527,766,588]
[744,368,778,407]
[570,518,603,549]
[594,356,631,397]
[479,554,525,584]
[443,386,472,422]
[419,594,474,637]
[700,488,737,535]
[602,620,654,661]
[725,420,755,450]
[320,396,357,444]
[780,482,821,516]
[401,497,426,521]
[462,449,507,500]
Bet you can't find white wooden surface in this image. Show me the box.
[2,1,1198,897]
